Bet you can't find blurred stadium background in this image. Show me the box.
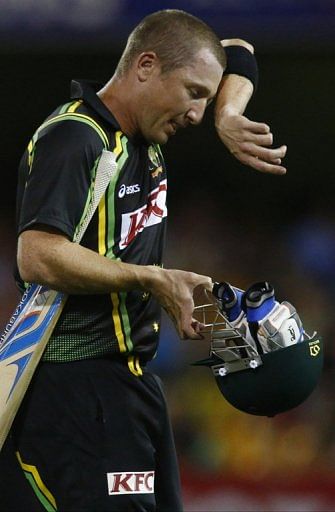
[1,1,335,510]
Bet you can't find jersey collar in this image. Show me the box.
[70,79,121,130]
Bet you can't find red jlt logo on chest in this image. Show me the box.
[119,180,167,249]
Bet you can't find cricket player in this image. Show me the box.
[0,9,286,512]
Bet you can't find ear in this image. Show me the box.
[136,52,160,82]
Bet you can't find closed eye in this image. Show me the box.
[189,88,214,106]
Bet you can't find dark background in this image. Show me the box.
[1,2,335,510]
[1,51,334,220]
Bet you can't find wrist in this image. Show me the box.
[214,103,244,133]
[215,75,254,126]
[223,45,258,92]
[137,264,164,292]
[215,103,240,120]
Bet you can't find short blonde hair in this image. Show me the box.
[116,9,226,77]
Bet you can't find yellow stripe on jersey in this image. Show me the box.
[98,196,106,255]
[135,356,143,376]
[27,139,34,171]
[67,99,83,112]
[37,112,109,148]
[26,109,108,185]
[114,130,123,157]
[16,451,57,511]
[108,131,130,354]
[111,292,127,353]
[128,355,143,377]
[98,131,123,256]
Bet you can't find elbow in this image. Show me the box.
[17,258,31,284]
[17,247,48,285]
[17,242,33,282]
[17,229,62,287]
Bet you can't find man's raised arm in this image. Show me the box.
[215,38,287,175]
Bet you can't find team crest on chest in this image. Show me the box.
[148,145,163,178]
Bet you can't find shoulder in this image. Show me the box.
[36,112,110,151]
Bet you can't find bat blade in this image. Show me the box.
[0,285,66,450]
[0,147,117,452]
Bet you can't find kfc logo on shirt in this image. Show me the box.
[107,471,155,495]
[119,180,167,249]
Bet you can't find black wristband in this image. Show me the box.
[223,45,259,92]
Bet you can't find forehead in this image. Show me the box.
[171,47,223,94]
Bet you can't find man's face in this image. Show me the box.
[137,47,223,145]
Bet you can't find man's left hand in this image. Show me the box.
[216,110,287,175]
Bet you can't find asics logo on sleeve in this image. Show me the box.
[118,183,140,198]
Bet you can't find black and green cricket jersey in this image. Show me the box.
[16,80,167,364]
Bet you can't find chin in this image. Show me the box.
[143,130,169,146]
[155,132,170,145]
[156,135,169,145]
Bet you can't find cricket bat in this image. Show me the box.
[0,149,117,450]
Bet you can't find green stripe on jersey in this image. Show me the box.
[72,154,101,242]
[118,290,133,351]
[35,112,109,148]
[105,133,133,351]
[106,133,129,258]
[26,111,109,180]
[24,473,57,512]
[58,101,73,114]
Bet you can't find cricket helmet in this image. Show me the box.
[194,281,323,417]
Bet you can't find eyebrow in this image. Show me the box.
[192,84,212,96]
[189,83,217,102]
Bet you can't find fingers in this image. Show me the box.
[171,293,199,340]
[237,120,283,148]
[239,154,286,174]
[238,142,287,161]
[235,143,287,174]
[191,318,205,333]
[215,112,288,175]
[183,319,205,340]
[157,270,213,340]
[247,157,287,175]
[178,274,212,339]
[238,118,270,134]
[179,311,206,341]
[242,131,273,146]
[198,275,213,292]
[233,138,288,174]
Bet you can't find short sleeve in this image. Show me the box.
[17,119,105,239]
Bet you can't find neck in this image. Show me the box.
[97,75,138,138]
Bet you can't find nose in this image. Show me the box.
[186,100,207,125]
